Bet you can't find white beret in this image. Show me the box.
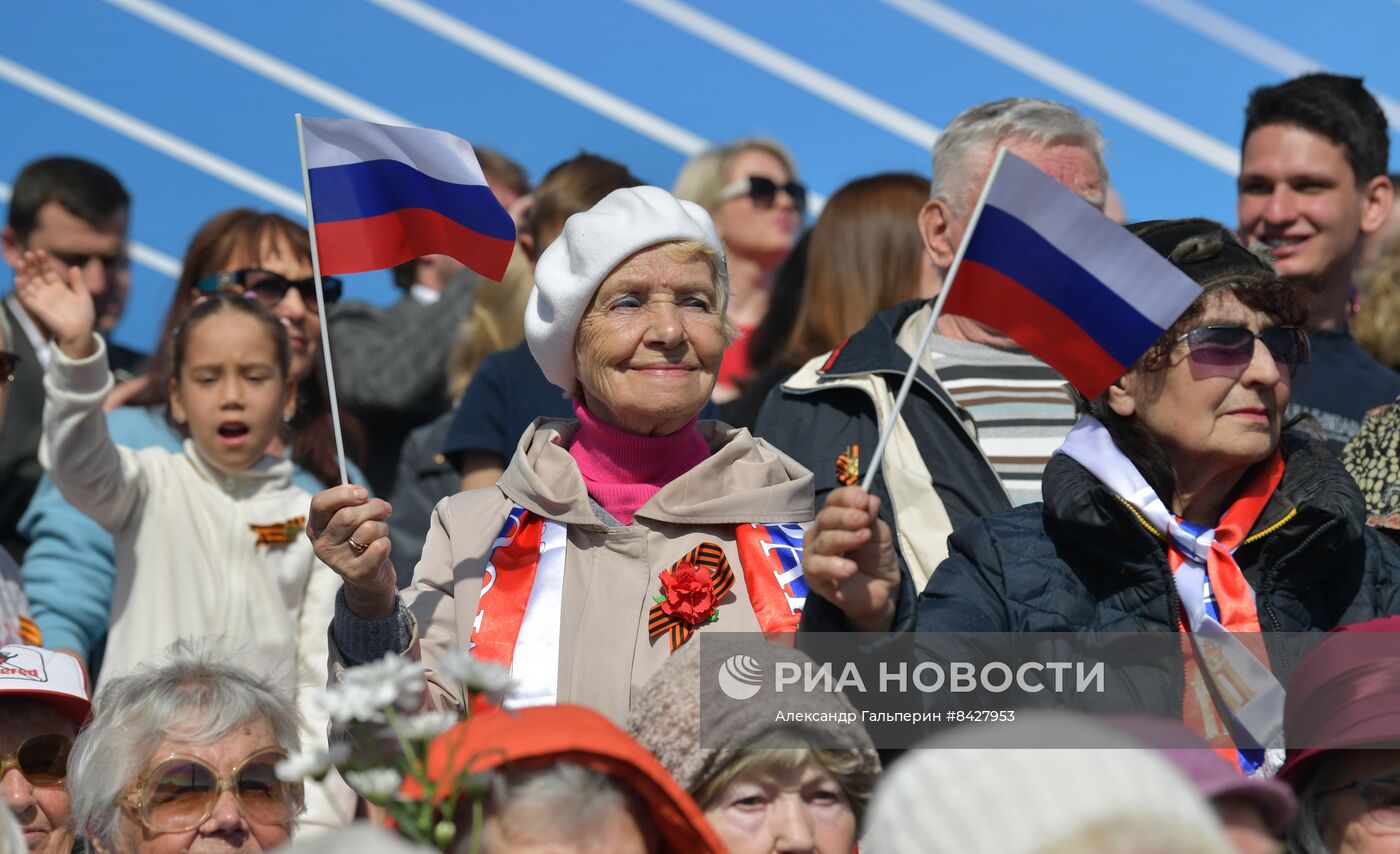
[525,185,726,391]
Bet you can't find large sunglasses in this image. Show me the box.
[1320,776,1400,829]
[195,269,343,308]
[0,733,71,787]
[1174,325,1310,373]
[719,175,807,216]
[116,748,304,833]
[0,350,19,384]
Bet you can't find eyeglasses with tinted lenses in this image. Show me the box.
[1321,776,1400,828]
[195,269,343,308]
[720,175,807,215]
[0,351,19,383]
[1174,325,1310,372]
[0,733,72,786]
[120,749,304,833]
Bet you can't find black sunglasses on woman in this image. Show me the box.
[719,175,807,216]
[195,269,343,309]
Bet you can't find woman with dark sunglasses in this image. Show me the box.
[802,219,1400,765]
[68,642,305,853]
[674,138,804,402]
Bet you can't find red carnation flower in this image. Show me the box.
[658,562,719,626]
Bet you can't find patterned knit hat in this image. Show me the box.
[1126,218,1277,288]
[1341,398,1400,530]
[625,636,880,796]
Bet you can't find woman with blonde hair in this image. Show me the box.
[674,138,804,401]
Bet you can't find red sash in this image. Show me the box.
[467,507,545,667]
[468,510,808,679]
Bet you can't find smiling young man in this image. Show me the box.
[1237,73,1397,450]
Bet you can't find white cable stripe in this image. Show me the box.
[1134,0,1400,127]
[880,0,1240,175]
[366,0,708,155]
[367,0,830,211]
[0,55,304,213]
[0,180,181,277]
[128,244,181,277]
[624,0,940,149]
[106,0,414,127]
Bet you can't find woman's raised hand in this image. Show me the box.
[14,250,97,359]
[803,487,900,632]
[308,485,398,620]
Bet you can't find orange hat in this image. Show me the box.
[401,704,724,853]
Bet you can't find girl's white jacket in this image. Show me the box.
[39,338,348,827]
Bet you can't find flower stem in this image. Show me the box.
[468,797,484,854]
[384,706,428,782]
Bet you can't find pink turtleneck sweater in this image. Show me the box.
[566,401,711,525]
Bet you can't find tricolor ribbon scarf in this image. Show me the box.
[1055,416,1288,766]
[466,509,808,711]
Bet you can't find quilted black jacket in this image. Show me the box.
[914,430,1400,706]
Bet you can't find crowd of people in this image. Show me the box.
[2,69,1400,853]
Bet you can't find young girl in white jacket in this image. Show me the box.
[17,249,343,821]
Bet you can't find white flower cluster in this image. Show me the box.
[320,653,426,724]
[437,648,515,703]
[344,768,405,801]
[274,743,351,783]
[396,710,459,741]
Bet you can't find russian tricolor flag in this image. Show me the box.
[300,117,516,281]
[942,150,1201,397]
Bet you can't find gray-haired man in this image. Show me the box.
[755,98,1108,626]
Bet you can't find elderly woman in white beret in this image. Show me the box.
[309,186,814,723]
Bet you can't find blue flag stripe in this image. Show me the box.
[308,159,516,241]
[964,205,1166,367]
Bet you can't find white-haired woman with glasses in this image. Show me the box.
[68,643,306,854]
[674,138,805,402]
[805,219,1400,769]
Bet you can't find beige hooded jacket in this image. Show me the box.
[378,417,813,724]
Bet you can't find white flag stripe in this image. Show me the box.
[301,116,489,187]
[985,153,1200,330]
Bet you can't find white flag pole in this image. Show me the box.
[859,146,1010,493]
[295,113,350,485]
